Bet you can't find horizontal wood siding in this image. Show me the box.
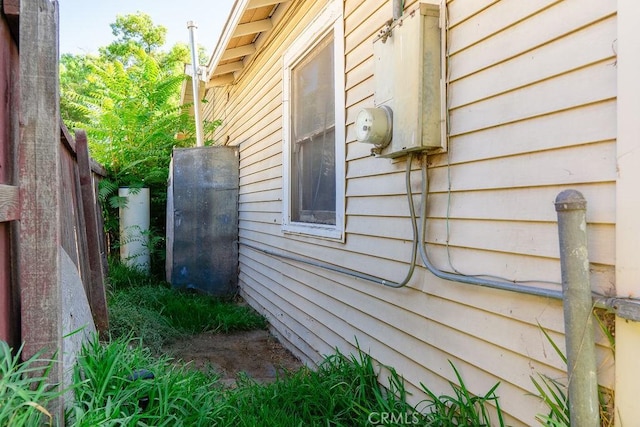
[203,0,616,424]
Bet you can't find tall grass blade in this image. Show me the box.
[0,341,62,427]
[537,323,567,365]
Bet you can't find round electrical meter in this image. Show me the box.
[355,106,393,148]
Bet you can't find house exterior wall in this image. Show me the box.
[203,0,616,424]
[614,0,640,424]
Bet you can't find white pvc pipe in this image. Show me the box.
[119,188,150,272]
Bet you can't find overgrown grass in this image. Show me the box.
[0,342,61,426]
[67,336,227,426]
[219,348,413,426]
[4,260,508,426]
[66,335,504,426]
[531,312,615,427]
[69,338,396,426]
[107,259,162,289]
[107,260,267,351]
[418,361,503,426]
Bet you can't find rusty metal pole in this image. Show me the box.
[555,189,600,427]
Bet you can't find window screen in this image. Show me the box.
[290,32,336,225]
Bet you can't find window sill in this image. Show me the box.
[282,222,344,242]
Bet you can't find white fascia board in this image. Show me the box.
[205,0,251,79]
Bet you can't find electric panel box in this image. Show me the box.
[373,3,443,158]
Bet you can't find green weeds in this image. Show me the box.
[418,361,503,426]
[0,342,61,426]
[220,349,413,426]
[5,260,509,426]
[68,337,504,426]
[531,312,615,427]
[2,333,506,426]
[107,260,267,351]
[68,336,225,426]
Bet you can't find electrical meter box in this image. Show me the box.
[373,3,443,158]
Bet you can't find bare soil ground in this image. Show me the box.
[163,330,304,386]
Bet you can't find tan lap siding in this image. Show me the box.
[425,0,615,423]
[199,0,616,425]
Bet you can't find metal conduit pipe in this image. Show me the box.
[243,241,403,287]
[393,0,404,20]
[187,21,205,147]
[417,156,565,300]
[555,190,600,427]
[242,154,419,288]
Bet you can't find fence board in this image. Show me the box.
[76,130,109,333]
[18,0,63,418]
[59,136,83,273]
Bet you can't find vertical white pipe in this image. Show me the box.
[119,188,151,273]
[187,21,205,147]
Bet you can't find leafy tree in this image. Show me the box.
[99,13,206,73]
[60,13,219,276]
[60,53,95,125]
[107,12,167,55]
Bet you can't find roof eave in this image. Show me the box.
[205,0,250,81]
[205,0,288,87]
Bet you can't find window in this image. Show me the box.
[291,33,335,225]
[283,1,344,239]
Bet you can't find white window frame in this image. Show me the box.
[282,0,345,240]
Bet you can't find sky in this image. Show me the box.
[58,0,235,59]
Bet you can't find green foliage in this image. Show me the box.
[2,333,507,427]
[107,12,167,55]
[531,374,570,427]
[99,13,204,72]
[108,257,164,289]
[68,337,424,426]
[107,290,181,354]
[60,53,95,126]
[417,361,504,426]
[3,253,509,426]
[0,342,61,426]
[61,13,217,184]
[530,326,571,427]
[60,12,221,276]
[531,316,615,427]
[210,348,505,426]
[107,260,267,352]
[68,336,226,426]
[71,47,197,180]
[103,262,505,425]
[217,349,412,426]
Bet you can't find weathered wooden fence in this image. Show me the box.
[0,0,20,349]
[60,125,110,333]
[1,2,109,418]
[0,125,108,344]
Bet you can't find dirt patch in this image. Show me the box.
[163,330,304,386]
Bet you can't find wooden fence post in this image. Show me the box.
[18,0,64,418]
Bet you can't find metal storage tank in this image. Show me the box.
[166,146,239,296]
